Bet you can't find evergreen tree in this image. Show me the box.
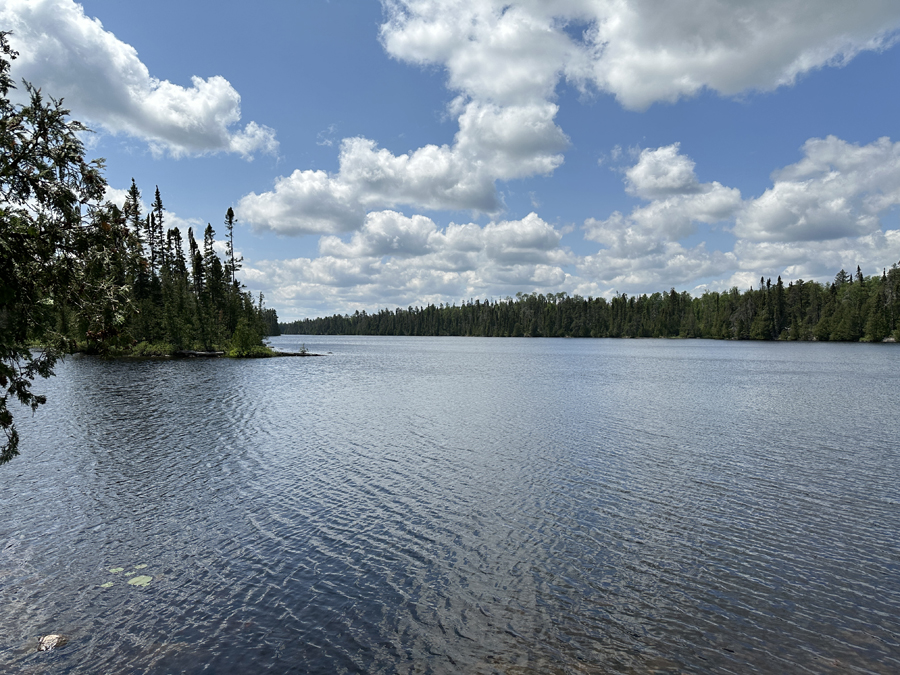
[151,186,165,272]
[123,178,142,242]
[773,276,786,337]
[224,207,242,287]
[188,227,204,296]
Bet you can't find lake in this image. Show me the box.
[2,336,899,673]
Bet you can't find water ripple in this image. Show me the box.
[2,339,899,673]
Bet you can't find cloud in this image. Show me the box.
[735,136,900,242]
[316,124,337,147]
[578,240,737,292]
[579,0,900,109]
[316,210,569,265]
[0,0,277,158]
[319,211,438,259]
[587,143,742,244]
[625,144,704,199]
[580,137,900,294]
[236,1,900,235]
[243,0,900,235]
[382,1,900,111]
[381,1,578,106]
[243,211,573,317]
[237,169,366,235]
[732,230,900,283]
[582,149,740,290]
[238,101,567,234]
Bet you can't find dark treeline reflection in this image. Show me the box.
[283,264,900,341]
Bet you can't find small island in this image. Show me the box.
[67,188,283,360]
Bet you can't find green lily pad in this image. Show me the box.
[127,575,152,587]
[125,571,136,576]
[109,567,124,574]
[133,564,147,570]
[100,582,114,588]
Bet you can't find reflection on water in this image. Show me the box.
[2,337,899,673]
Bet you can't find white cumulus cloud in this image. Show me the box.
[587,143,742,245]
[731,230,900,284]
[382,1,900,110]
[238,101,567,234]
[735,136,900,242]
[581,137,900,294]
[237,0,900,235]
[579,0,900,109]
[625,144,704,199]
[0,0,277,158]
[243,211,573,318]
[245,0,899,235]
[381,1,579,106]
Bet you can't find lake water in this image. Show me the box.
[2,336,899,673]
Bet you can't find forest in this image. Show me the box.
[281,265,900,342]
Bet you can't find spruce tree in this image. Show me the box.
[151,186,165,271]
[224,207,242,287]
[124,178,142,242]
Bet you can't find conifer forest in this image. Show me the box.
[283,265,900,342]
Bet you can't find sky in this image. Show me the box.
[3,0,900,320]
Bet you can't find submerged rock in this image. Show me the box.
[38,634,68,651]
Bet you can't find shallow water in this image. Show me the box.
[2,337,899,673]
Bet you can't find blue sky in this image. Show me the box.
[3,0,900,320]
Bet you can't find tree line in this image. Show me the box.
[281,265,900,342]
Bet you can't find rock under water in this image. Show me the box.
[38,634,68,651]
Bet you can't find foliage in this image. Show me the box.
[281,265,900,343]
[260,307,281,336]
[124,341,176,358]
[227,344,276,358]
[0,32,133,463]
[227,316,275,357]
